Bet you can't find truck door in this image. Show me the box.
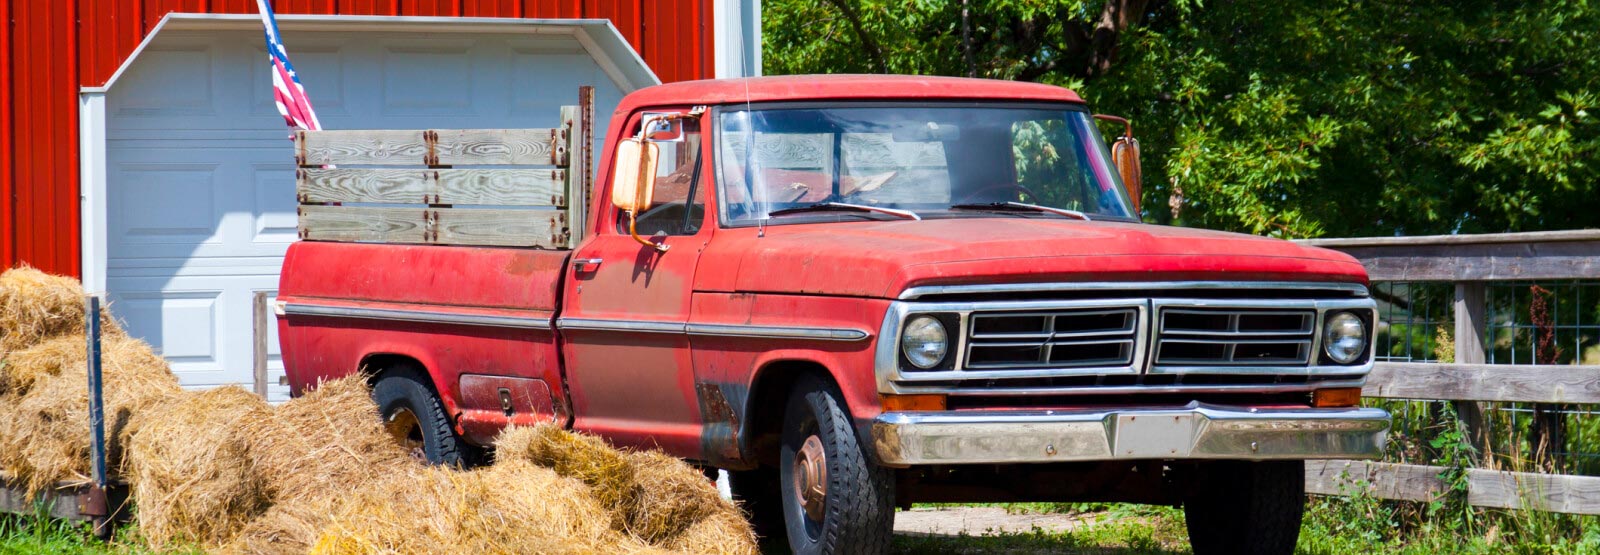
[559,113,710,456]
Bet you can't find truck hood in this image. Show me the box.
[707,218,1367,298]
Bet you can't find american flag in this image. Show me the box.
[257,0,322,131]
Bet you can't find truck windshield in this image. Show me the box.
[716,104,1135,226]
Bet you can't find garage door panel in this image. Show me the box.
[382,40,478,116]
[113,163,220,244]
[253,162,300,243]
[109,286,225,384]
[112,43,218,118]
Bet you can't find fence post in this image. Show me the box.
[1454,281,1488,455]
[253,292,270,399]
[84,296,112,539]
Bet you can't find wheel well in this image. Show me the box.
[360,354,427,386]
[744,360,838,468]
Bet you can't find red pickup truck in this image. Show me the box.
[277,75,1389,555]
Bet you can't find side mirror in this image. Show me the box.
[1093,114,1143,216]
[611,137,659,213]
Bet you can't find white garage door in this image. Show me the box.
[103,27,625,400]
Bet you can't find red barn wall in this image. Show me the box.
[2,0,716,276]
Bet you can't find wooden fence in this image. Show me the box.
[1300,229,1600,514]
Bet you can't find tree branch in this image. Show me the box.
[821,0,889,73]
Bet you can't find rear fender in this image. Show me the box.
[354,346,464,433]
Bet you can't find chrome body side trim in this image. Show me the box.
[871,403,1391,465]
[686,323,870,341]
[556,318,686,334]
[556,318,870,341]
[281,302,553,329]
[898,280,1370,300]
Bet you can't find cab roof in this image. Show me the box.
[613,74,1086,114]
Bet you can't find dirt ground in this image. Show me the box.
[893,507,1092,536]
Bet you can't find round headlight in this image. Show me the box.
[1323,312,1367,364]
[901,316,949,369]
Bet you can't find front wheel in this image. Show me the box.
[779,376,894,555]
[1183,460,1305,555]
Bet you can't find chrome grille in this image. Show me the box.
[1154,309,1315,367]
[879,287,1377,397]
[965,308,1138,370]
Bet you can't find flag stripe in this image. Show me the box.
[259,0,321,131]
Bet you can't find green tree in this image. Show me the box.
[763,0,1600,237]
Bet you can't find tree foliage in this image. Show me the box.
[763,0,1600,237]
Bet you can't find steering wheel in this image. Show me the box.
[957,183,1042,205]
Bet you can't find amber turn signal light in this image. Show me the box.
[1312,387,1363,408]
[880,394,947,412]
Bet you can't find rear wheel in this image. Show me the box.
[1183,461,1305,555]
[778,376,894,555]
[371,365,468,466]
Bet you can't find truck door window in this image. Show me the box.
[621,121,705,236]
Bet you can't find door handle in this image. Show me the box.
[573,258,603,273]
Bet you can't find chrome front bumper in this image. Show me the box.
[870,403,1389,466]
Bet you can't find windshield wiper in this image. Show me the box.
[767,202,921,221]
[949,202,1090,221]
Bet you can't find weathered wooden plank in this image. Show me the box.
[1307,460,1600,515]
[562,93,591,248]
[297,168,567,206]
[1302,229,1600,248]
[0,481,96,521]
[434,128,565,166]
[298,206,567,247]
[1302,233,1600,282]
[1469,468,1600,513]
[1363,362,1600,403]
[1305,460,1447,502]
[298,130,427,166]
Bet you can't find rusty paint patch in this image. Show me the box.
[696,382,745,464]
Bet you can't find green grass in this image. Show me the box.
[13,498,1600,554]
[894,498,1600,555]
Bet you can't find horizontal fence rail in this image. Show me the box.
[1300,230,1600,514]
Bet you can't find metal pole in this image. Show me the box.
[85,296,110,538]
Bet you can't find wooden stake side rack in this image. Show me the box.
[294,86,595,250]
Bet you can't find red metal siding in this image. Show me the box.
[0,0,718,275]
[0,0,12,267]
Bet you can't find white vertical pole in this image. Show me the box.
[78,92,109,294]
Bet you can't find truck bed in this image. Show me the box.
[277,241,571,444]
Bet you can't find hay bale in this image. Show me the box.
[126,385,272,548]
[0,266,122,355]
[0,335,180,494]
[624,451,751,549]
[221,494,344,555]
[664,510,760,555]
[0,335,88,396]
[308,461,626,555]
[495,426,757,553]
[237,375,416,503]
[494,424,635,527]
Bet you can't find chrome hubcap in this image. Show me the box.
[794,435,828,522]
[384,407,425,456]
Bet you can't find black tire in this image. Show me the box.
[1183,461,1306,555]
[729,466,787,545]
[371,366,468,467]
[778,376,894,555]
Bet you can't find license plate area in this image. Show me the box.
[1112,411,1203,458]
